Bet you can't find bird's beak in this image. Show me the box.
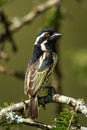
[50,33,61,40]
[54,33,61,38]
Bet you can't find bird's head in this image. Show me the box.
[34,29,61,52]
[30,29,61,65]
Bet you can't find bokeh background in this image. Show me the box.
[0,0,87,129]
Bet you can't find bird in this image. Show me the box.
[24,29,61,119]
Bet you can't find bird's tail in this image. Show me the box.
[29,97,38,119]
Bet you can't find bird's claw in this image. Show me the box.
[38,86,56,110]
[45,86,56,96]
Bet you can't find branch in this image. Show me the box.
[0,100,29,117]
[10,0,61,33]
[53,94,87,117]
[0,89,87,129]
[20,118,87,130]
[0,90,87,118]
[1,110,87,130]
[0,111,52,130]
[0,0,60,59]
[0,51,9,61]
[0,65,24,79]
[71,126,87,130]
[1,111,87,130]
[0,10,17,52]
[19,118,52,130]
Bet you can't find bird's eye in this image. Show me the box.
[44,33,50,38]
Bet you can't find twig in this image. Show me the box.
[3,111,52,130]
[0,0,61,41]
[1,111,87,130]
[21,119,87,130]
[20,118,52,130]
[0,65,24,79]
[10,0,60,33]
[2,112,87,130]
[68,110,75,129]
[53,94,87,117]
[0,51,9,60]
[0,100,29,117]
[0,0,60,60]
[71,126,87,130]
[0,10,17,52]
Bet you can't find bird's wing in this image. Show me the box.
[24,52,54,97]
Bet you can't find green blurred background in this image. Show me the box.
[0,0,87,129]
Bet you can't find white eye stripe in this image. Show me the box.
[34,32,47,45]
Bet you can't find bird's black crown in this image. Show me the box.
[37,28,55,36]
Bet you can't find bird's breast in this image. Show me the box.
[42,52,58,87]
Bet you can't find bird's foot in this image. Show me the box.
[38,86,56,110]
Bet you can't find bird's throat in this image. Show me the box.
[29,45,43,65]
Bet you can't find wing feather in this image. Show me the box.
[24,52,54,97]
